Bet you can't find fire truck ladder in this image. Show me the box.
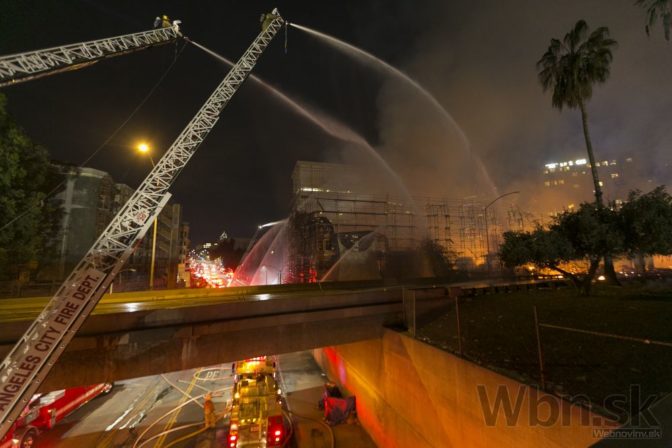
[0,10,284,439]
[0,22,183,88]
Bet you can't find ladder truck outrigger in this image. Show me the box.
[0,8,285,443]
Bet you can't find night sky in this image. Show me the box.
[1,0,671,243]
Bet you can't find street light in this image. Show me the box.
[136,142,158,289]
[136,142,155,167]
[484,191,520,273]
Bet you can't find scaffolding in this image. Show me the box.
[291,161,499,271]
[292,161,417,251]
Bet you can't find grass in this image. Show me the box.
[416,281,672,421]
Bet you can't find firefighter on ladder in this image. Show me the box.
[154,14,172,29]
[204,392,217,429]
[260,8,280,31]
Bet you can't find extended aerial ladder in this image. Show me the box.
[0,21,183,88]
[0,9,285,440]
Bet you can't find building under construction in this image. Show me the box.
[287,161,504,281]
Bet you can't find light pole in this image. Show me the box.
[484,191,520,273]
[109,268,137,294]
[137,142,158,290]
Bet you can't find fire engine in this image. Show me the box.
[0,383,112,448]
[227,357,289,447]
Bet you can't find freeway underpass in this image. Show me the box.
[0,278,562,392]
[0,282,458,391]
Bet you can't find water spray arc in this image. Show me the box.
[185,41,420,285]
[289,23,499,197]
[189,25,503,286]
[186,39,415,207]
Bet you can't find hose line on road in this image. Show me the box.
[286,408,334,448]
[161,374,204,408]
[157,424,207,448]
[275,356,333,448]
[154,368,203,447]
[136,422,203,448]
[133,386,231,448]
[280,409,295,448]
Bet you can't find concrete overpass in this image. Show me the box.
[0,283,458,391]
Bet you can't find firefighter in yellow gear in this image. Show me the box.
[204,392,217,429]
[260,8,280,31]
[153,15,172,29]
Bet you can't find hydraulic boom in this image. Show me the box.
[0,22,182,88]
[0,9,284,440]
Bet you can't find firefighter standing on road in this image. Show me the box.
[204,392,217,429]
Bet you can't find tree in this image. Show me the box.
[500,203,623,295]
[619,187,672,271]
[500,226,575,278]
[0,93,63,281]
[537,20,618,281]
[537,20,616,207]
[636,0,671,40]
[554,203,624,294]
[500,189,672,295]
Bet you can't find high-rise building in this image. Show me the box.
[541,155,642,212]
[53,165,189,287]
[56,167,115,277]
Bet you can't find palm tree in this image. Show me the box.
[537,20,619,283]
[537,19,617,207]
[636,0,671,40]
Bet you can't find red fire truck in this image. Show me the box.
[0,383,112,448]
[227,357,290,447]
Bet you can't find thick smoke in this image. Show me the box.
[362,0,672,217]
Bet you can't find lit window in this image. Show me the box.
[599,181,604,186]
[610,173,619,179]
[544,181,550,187]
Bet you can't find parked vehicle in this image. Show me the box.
[1,383,112,448]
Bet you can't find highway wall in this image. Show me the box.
[314,329,615,448]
